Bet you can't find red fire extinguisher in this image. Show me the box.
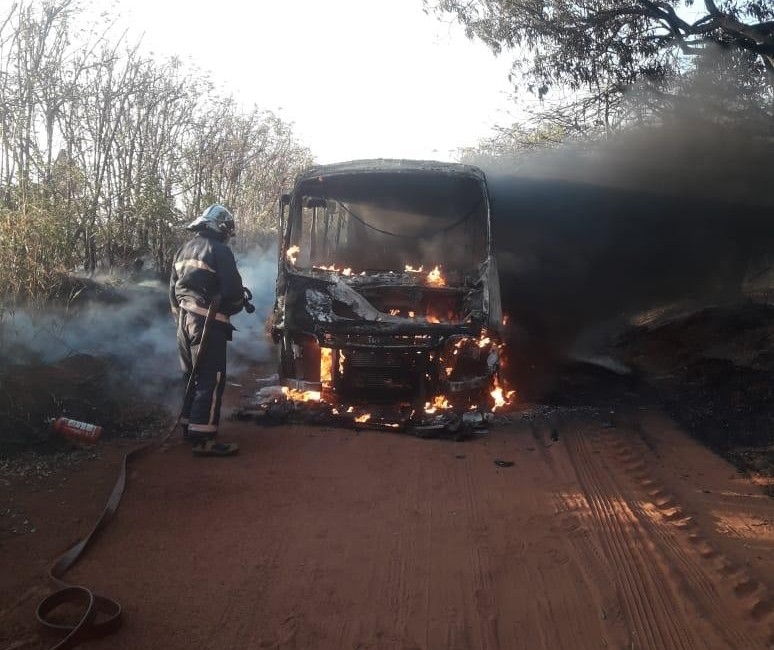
[50,417,103,445]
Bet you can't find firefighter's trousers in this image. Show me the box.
[177,309,228,440]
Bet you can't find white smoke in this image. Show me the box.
[230,246,279,373]
[1,281,180,404]
[0,246,281,409]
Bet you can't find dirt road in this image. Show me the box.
[3,391,774,649]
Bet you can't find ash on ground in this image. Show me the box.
[0,352,170,478]
[531,300,774,485]
[231,383,511,441]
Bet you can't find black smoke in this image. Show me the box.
[481,117,773,397]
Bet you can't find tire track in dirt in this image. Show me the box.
[499,418,619,650]
[563,421,698,650]
[460,443,501,650]
[33,409,774,650]
[548,412,628,642]
[601,422,774,649]
[551,492,625,637]
[379,442,421,649]
[421,442,477,650]
[342,438,429,650]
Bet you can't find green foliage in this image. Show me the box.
[0,201,81,302]
[429,0,774,158]
[0,1,313,303]
[458,122,568,164]
[430,1,774,94]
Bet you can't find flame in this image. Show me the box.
[427,266,446,287]
[490,377,515,411]
[320,347,332,383]
[408,311,415,318]
[355,413,371,423]
[389,308,400,316]
[313,264,353,276]
[426,315,440,324]
[286,245,300,265]
[339,350,346,375]
[405,264,424,273]
[433,395,451,409]
[283,387,321,402]
[424,395,451,414]
[490,386,506,410]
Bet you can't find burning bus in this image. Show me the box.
[270,159,508,421]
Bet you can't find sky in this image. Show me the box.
[120,0,519,163]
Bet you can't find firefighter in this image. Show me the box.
[169,203,245,456]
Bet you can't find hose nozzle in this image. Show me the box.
[242,287,255,314]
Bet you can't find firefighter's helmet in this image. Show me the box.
[186,203,235,239]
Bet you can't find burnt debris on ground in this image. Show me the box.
[231,382,505,441]
[0,353,168,450]
[535,300,774,485]
[0,274,176,460]
[615,301,774,480]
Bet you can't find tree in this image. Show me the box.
[0,0,313,302]
[428,1,774,131]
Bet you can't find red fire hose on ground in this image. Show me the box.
[35,299,221,649]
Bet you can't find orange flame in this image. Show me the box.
[434,395,451,409]
[286,245,300,265]
[424,395,451,414]
[355,413,372,423]
[283,387,321,402]
[427,265,446,286]
[320,347,332,384]
[314,264,353,276]
[490,378,515,411]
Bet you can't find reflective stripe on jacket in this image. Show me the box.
[169,230,244,324]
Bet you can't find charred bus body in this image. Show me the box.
[271,159,504,413]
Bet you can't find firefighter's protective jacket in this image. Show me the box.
[169,230,244,326]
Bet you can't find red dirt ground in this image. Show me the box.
[3,373,774,650]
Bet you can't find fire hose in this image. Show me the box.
[35,296,225,649]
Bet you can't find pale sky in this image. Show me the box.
[121,0,519,163]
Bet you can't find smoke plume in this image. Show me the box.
[479,76,774,394]
[229,246,279,374]
[1,247,280,412]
